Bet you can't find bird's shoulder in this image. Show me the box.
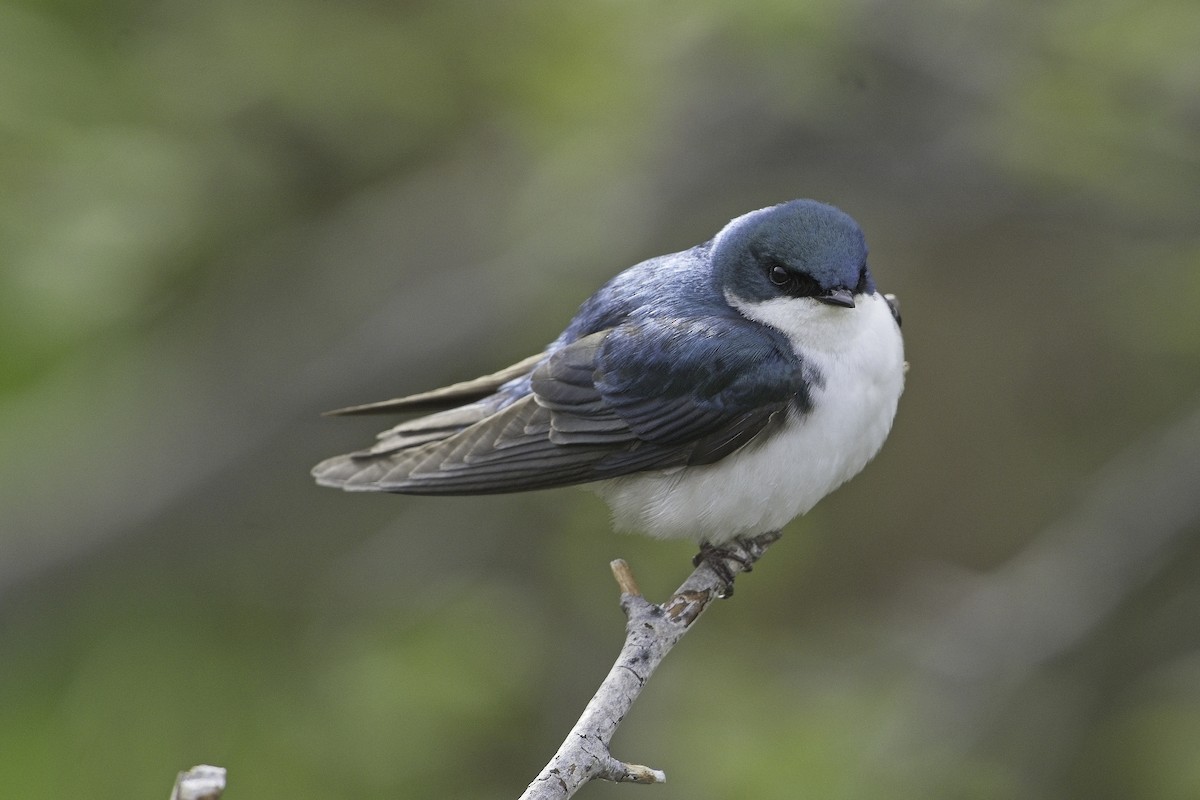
[556,244,717,339]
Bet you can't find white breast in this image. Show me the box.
[591,292,905,543]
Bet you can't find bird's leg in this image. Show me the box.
[692,536,758,598]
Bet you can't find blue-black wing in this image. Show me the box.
[311,316,811,494]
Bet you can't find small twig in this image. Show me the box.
[169,765,226,800]
[609,559,642,597]
[520,531,782,799]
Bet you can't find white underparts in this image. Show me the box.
[591,292,905,543]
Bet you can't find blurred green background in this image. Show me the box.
[2,1,1199,798]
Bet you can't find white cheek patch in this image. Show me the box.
[724,289,865,353]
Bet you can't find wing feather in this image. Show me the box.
[324,353,544,416]
[313,315,810,494]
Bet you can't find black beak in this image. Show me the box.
[816,287,855,308]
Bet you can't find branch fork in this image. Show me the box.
[520,530,782,799]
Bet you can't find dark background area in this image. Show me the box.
[2,1,1199,798]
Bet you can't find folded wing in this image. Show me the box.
[312,317,808,494]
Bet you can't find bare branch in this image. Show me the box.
[520,531,782,799]
[169,765,225,800]
[609,559,642,597]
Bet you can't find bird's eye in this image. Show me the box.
[766,261,824,298]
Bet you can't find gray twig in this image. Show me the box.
[169,765,225,800]
[520,531,782,799]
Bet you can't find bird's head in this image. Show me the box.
[711,199,873,310]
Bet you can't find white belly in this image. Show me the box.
[591,292,904,543]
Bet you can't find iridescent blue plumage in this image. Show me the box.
[313,199,904,543]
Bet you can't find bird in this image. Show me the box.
[313,199,905,584]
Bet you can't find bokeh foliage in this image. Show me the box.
[1,1,1198,798]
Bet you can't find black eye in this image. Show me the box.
[765,261,822,297]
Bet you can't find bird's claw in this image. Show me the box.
[692,538,756,598]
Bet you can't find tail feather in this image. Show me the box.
[311,396,618,495]
[362,402,494,455]
[323,354,544,416]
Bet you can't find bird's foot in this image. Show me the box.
[692,537,756,598]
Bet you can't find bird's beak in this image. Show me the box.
[817,287,855,308]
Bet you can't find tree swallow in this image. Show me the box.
[313,200,905,550]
